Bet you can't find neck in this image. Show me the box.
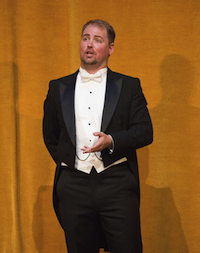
[80,63,107,74]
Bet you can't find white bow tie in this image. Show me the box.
[80,72,102,83]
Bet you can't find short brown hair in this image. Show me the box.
[81,19,115,45]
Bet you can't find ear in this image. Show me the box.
[108,43,114,56]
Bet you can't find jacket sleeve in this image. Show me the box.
[43,81,60,163]
[111,78,153,154]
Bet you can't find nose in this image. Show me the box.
[87,39,93,47]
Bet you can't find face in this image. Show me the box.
[79,24,114,73]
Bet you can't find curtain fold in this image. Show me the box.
[1,0,200,252]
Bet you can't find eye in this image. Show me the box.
[96,38,102,43]
[82,37,88,41]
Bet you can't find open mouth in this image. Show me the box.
[86,51,94,56]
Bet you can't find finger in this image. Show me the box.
[85,142,102,153]
[81,146,91,152]
[82,148,92,154]
[93,131,103,137]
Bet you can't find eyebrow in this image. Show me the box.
[82,34,103,39]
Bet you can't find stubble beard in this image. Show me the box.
[81,57,98,66]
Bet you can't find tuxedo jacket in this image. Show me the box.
[43,68,153,247]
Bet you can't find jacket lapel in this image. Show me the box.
[101,69,122,132]
[59,69,122,145]
[59,71,78,146]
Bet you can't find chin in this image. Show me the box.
[82,59,98,66]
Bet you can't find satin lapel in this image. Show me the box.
[101,70,123,132]
[59,73,78,146]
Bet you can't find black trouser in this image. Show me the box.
[56,162,142,253]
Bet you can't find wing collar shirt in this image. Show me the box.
[75,67,107,173]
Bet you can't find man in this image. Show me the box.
[43,19,153,253]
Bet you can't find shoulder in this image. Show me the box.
[49,70,79,86]
[107,68,140,83]
[46,70,78,99]
[107,68,141,93]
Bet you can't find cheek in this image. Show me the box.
[98,50,108,60]
[95,47,107,57]
[96,45,109,56]
[79,43,86,54]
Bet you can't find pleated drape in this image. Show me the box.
[1,0,200,252]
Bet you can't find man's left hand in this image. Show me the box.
[81,132,113,153]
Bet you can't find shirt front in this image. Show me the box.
[74,67,107,173]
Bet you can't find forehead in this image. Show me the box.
[82,24,107,38]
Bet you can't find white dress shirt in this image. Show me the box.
[74,67,107,173]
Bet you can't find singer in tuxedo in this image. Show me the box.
[43,19,153,253]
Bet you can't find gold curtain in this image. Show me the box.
[1,0,200,252]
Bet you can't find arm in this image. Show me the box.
[111,78,153,154]
[43,81,60,163]
[82,78,153,154]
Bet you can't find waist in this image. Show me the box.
[61,156,128,174]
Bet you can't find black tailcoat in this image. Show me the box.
[43,68,153,250]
